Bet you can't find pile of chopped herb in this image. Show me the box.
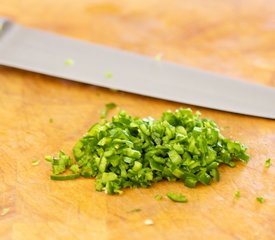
[46,108,249,194]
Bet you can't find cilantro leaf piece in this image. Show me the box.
[265,158,272,168]
[256,197,265,204]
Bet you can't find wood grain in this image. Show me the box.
[0,0,275,239]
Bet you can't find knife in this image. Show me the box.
[0,18,274,119]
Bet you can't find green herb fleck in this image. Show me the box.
[45,151,72,175]
[265,158,272,168]
[0,208,10,216]
[101,102,117,118]
[167,192,188,203]
[45,155,53,162]
[32,160,40,166]
[104,71,113,79]
[127,208,142,213]
[49,118,53,123]
[154,194,163,200]
[235,191,241,199]
[64,58,74,66]
[256,197,265,204]
[70,164,80,174]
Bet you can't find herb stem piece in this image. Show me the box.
[167,192,188,203]
[101,102,117,118]
[50,173,80,181]
[32,160,40,166]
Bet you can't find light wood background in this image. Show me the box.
[0,0,275,239]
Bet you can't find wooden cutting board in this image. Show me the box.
[1,0,275,239]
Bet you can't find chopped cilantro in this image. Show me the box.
[46,108,249,195]
[265,158,272,168]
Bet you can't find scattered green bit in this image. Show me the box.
[32,160,40,166]
[46,108,249,194]
[144,219,154,225]
[127,208,142,213]
[154,194,163,200]
[45,151,72,175]
[101,102,117,118]
[154,53,163,62]
[166,192,188,203]
[45,155,53,162]
[235,191,241,199]
[256,197,265,204]
[70,164,80,174]
[104,71,113,79]
[64,58,74,66]
[49,118,53,123]
[0,208,10,216]
[50,173,80,181]
[265,158,272,168]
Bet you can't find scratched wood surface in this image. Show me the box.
[0,0,275,239]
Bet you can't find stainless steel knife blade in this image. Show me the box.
[0,18,274,119]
